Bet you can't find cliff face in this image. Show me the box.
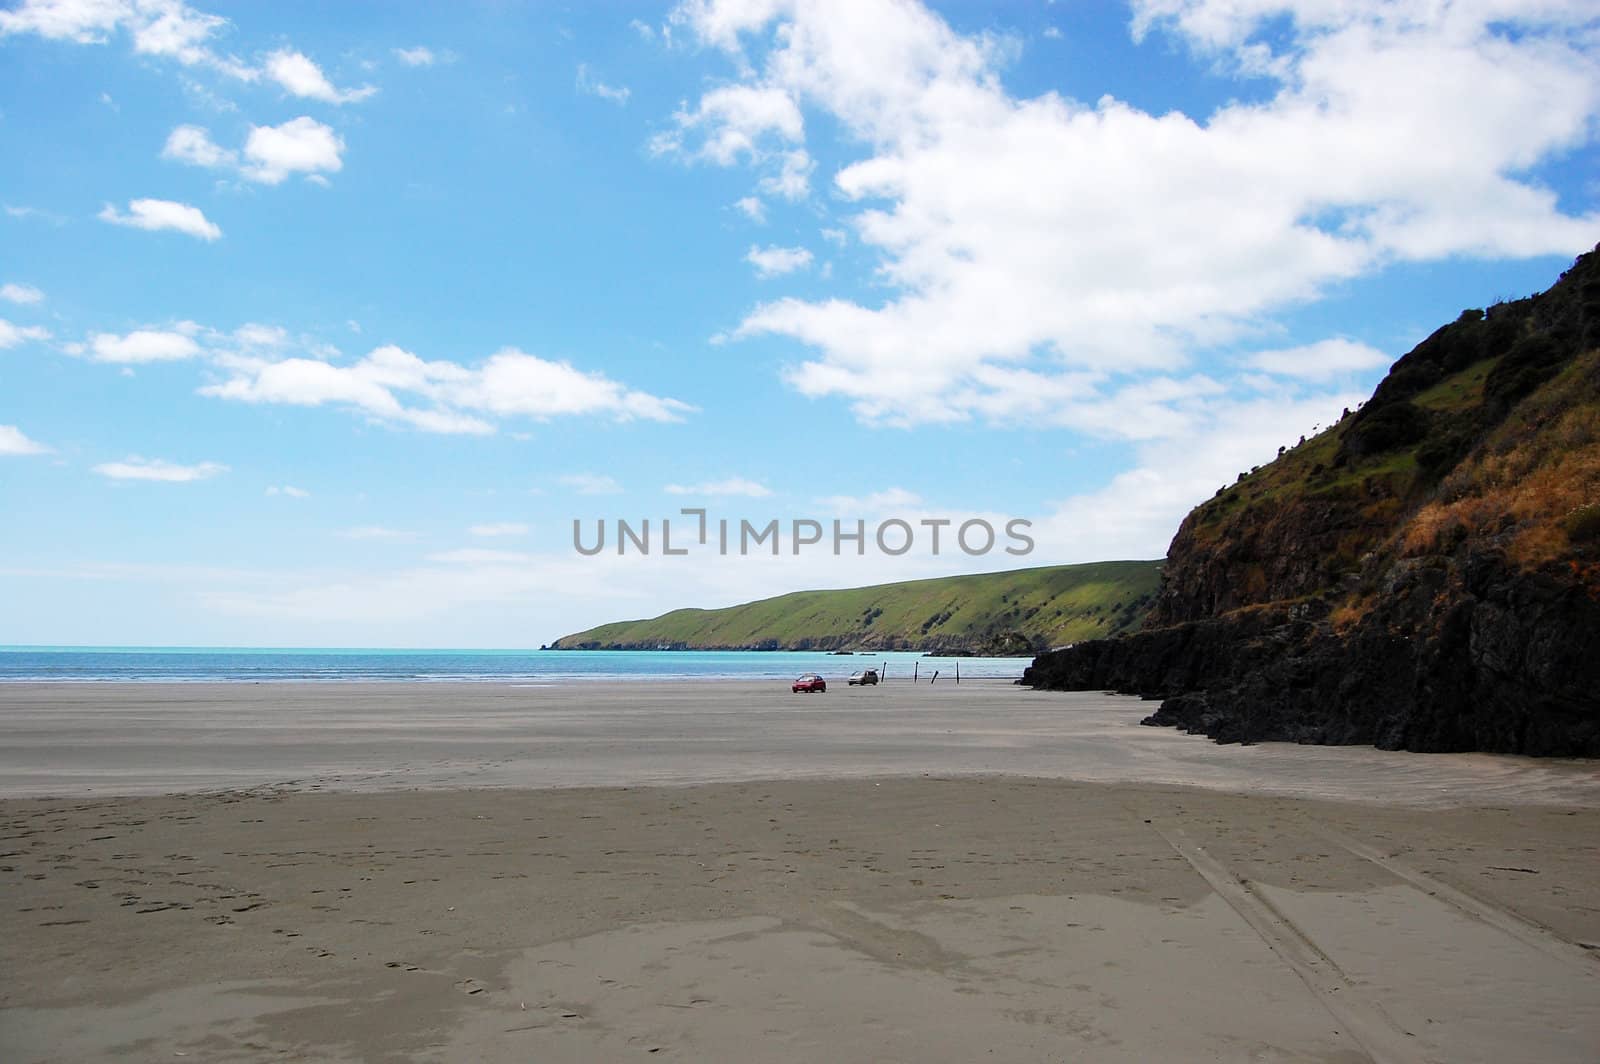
[1024,246,1600,755]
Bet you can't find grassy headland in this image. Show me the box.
[552,560,1162,654]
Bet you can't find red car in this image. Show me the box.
[792,673,827,693]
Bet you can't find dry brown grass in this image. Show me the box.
[1398,398,1600,565]
[1328,597,1370,632]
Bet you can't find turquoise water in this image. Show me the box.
[0,647,1035,683]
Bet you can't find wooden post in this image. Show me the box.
[913,661,918,683]
[930,670,939,684]
[955,661,960,684]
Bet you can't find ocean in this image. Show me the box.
[0,646,1037,683]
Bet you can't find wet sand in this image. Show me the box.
[1,683,1597,1062]
[2,681,1596,806]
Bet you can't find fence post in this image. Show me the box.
[930,670,939,684]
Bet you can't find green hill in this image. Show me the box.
[552,560,1162,654]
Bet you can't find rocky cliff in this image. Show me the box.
[1024,247,1600,755]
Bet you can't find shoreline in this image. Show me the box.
[2,681,1597,805]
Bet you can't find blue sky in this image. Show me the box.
[2,0,1596,647]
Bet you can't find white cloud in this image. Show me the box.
[662,83,804,163]
[0,0,249,77]
[162,123,237,168]
[759,148,813,201]
[427,548,532,565]
[670,0,1600,429]
[393,45,435,67]
[652,81,811,196]
[1,282,44,305]
[165,119,345,185]
[470,522,531,537]
[1043,26,1062,40]
[93,456,227,482]
[630,19,656,40]
[735,195,766,222]
[242,116,344,185]
[0,0,128,43]
[0,319,51,348]
[576,63,631,105]
[1245,338,1392,379]
[89,328,202,363]
[817,487,924,513]
[560,473,623,495]
[99,198,222,240]
[4,204,57,221]
[202,343,691,434]
[265,49,375,104]
[664,477,773,497]
[746,244,813,277]
[1034,389,1365,561]
[339,526,413,540]
[0,424,50,456]
[265,484,310,498]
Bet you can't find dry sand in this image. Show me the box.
[1,682,1597,1062]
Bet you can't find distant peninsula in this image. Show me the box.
[550,561,1161,655]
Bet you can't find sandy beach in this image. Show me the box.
[2,682,1598,1062]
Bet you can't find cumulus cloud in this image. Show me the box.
[669,0,1600,429]
[242,117,344,185]
[0,424,50,456]
[201,343,692,434]
[1245,338,1392,380]
[89,328,202,363]
[576,63,630,104]
[393,45,435,67]
[560,473,623,495]
[99,198,222,240]
[265,49,375,104]
[746,244,813,277]
[652,80,812,197]
[167,119,346,186]
[664,477,773,497]
[470,522,530,537]
[0,0,251,77]
[735,195,766,222]
[93,456,228,482]
[162,123,237,168]
[1,282,44,305]
[1034,389,1366,561]
[0,319,51,348]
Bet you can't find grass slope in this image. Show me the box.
[1167,279,1600,629]
[552,561,1163,653]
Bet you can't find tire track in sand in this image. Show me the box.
[1147,822,1429,1064]
[1305,820,1600,978]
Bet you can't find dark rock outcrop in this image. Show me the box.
[1025,246,1600,756]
